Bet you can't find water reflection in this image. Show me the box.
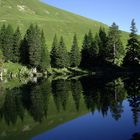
[0,79,51,125]
[130,132,140,140]
[51,79,70,111]
[0,77,140,124]
[0,76,140,140]
[71,79,82,111]
[124,77,140,125]
[80,77,126,120]
[1,87,24,125]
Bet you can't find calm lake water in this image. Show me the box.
[0,75,140,140]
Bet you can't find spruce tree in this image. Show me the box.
[12,27,22,63]
[80,30,99,68]
[50,34,60,68]
[70,34,80,67]
[123,19,140,67]
[106,23,124,65]
[80,30,94,69]
[59,36,69,68]
[87,30,94,47]
[25,24,42,68]
[91,33,99,66]
[98,27,108,61]
[20,38,29,65]
[0,50,4,69]
[80,34,89,68]
[0,24,6,53]
[51,36,69,68]
[39,30,50,71]
[0,24,14,61]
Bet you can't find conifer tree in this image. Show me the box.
[20,38,29,65]
[106,22,124,64]
[50,34,60,68]
[123,19,140,67]
[80,34,89,68]
[70,34,80,67]
[25,24,42,68]
[0,50,4,70]
[51,35,69,68]
[98,27,108,61]
[80,30,99,68]
[91,33,99,66]
[0,24,14,61]
[0,24,6,54]
[87,30,94,47]
[12,27,22,63]
[59,36,69,68]
[80,31,94,68]
[39,30,50,71]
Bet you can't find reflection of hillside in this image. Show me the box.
[0,79,88,140]
[0,75,140,140]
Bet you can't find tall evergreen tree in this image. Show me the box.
[20,38,29,65]
[106,22,124,64]
[92,33,99,65]
[80,34,89,68]
[0,50,4,71]
[50,34,60,68]
[80,30,99,68]
[98,27,108,61]
[70,34,80,67]
[123,19,140,67]
[51,36,69,68]
[0,24,14,61]
[39,30,50,71]
[87,30,94,46]
[12,27,22,63]
[80,30,93,68]
[59,36,69,68]
[25,24,42,68]
[0,24,6,53]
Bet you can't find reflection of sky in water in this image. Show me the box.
[32,100,140,140]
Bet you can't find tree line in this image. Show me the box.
[0,19,140,72]
[50,19,140,69]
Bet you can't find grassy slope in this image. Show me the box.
[0,0,129,51]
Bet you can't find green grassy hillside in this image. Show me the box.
[0,0,129,50]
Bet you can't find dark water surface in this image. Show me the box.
[0,76,140,140]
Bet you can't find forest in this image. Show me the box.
[0,19,140,75]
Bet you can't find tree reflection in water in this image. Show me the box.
[124,76,140,125]
[0,75,140,127]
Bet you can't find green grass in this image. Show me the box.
[51,68,72,75]
[0,0,132,51]
[3,61,29,74]
[3,62,25,73]
[0,62,30,88]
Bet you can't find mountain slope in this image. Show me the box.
[0,0,129,50]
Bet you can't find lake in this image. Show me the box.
[0,75,140,140]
